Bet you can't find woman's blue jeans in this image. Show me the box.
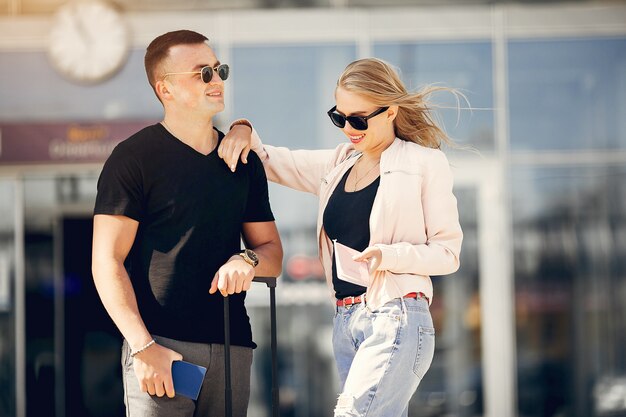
[332,296,435,417]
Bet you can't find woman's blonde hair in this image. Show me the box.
[337,58,455,149]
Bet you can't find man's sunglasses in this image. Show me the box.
[163,64,230,83]
[327,106,389,131]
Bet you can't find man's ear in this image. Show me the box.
[155,80,171,101]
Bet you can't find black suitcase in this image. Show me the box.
[223,276,279,417]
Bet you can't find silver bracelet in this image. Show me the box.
[130,339,156,357]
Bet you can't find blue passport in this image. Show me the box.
[172,360,207,400]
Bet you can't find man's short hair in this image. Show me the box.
[144,30,209,96]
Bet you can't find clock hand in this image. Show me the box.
[71,5,93,46]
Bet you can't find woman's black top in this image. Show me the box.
[322,165,380,299]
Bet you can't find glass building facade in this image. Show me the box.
[0,4,625,417]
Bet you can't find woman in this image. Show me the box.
[222,58,462,416]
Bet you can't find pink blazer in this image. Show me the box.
[251,131,463,310]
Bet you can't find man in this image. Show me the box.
[91,30,282,417]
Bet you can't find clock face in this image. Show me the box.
[48,1,130,84]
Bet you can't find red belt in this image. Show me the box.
[336,292,428,307]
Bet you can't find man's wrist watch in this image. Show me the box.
[237,249,259,267]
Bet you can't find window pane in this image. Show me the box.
[232,44,356,150]
[0,50,162,120]
[373,41,495,151]
[232,44,356,233]
[512,165,626,417]
[508,38,626,151]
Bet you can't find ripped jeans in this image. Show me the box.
[332,296,435,417]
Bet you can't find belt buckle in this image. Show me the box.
[344,296,356,306]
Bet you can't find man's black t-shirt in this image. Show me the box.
[94,123,274,348]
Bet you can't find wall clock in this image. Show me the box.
[48,1,130,84]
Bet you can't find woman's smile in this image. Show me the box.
[348,133,365,144]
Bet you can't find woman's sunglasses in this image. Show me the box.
[163,64,230,83]
[327,106,389,131]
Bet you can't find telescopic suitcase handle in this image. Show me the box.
[224,277,279,417]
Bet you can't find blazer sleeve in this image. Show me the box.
[374,150,463,276]
[250,127,351,196]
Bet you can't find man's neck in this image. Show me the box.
[161,115,218,155]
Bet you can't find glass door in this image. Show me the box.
[410,158,514,417]
[0,178,21,417]
[21,172,124,417]
[409,183,483,416]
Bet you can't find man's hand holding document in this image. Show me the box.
[333,240,372,287]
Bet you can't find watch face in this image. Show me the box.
[246,249,259,262]
[244,249,259,266]
[48,1,129,83]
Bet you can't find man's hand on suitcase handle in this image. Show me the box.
[209,255,255,296]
